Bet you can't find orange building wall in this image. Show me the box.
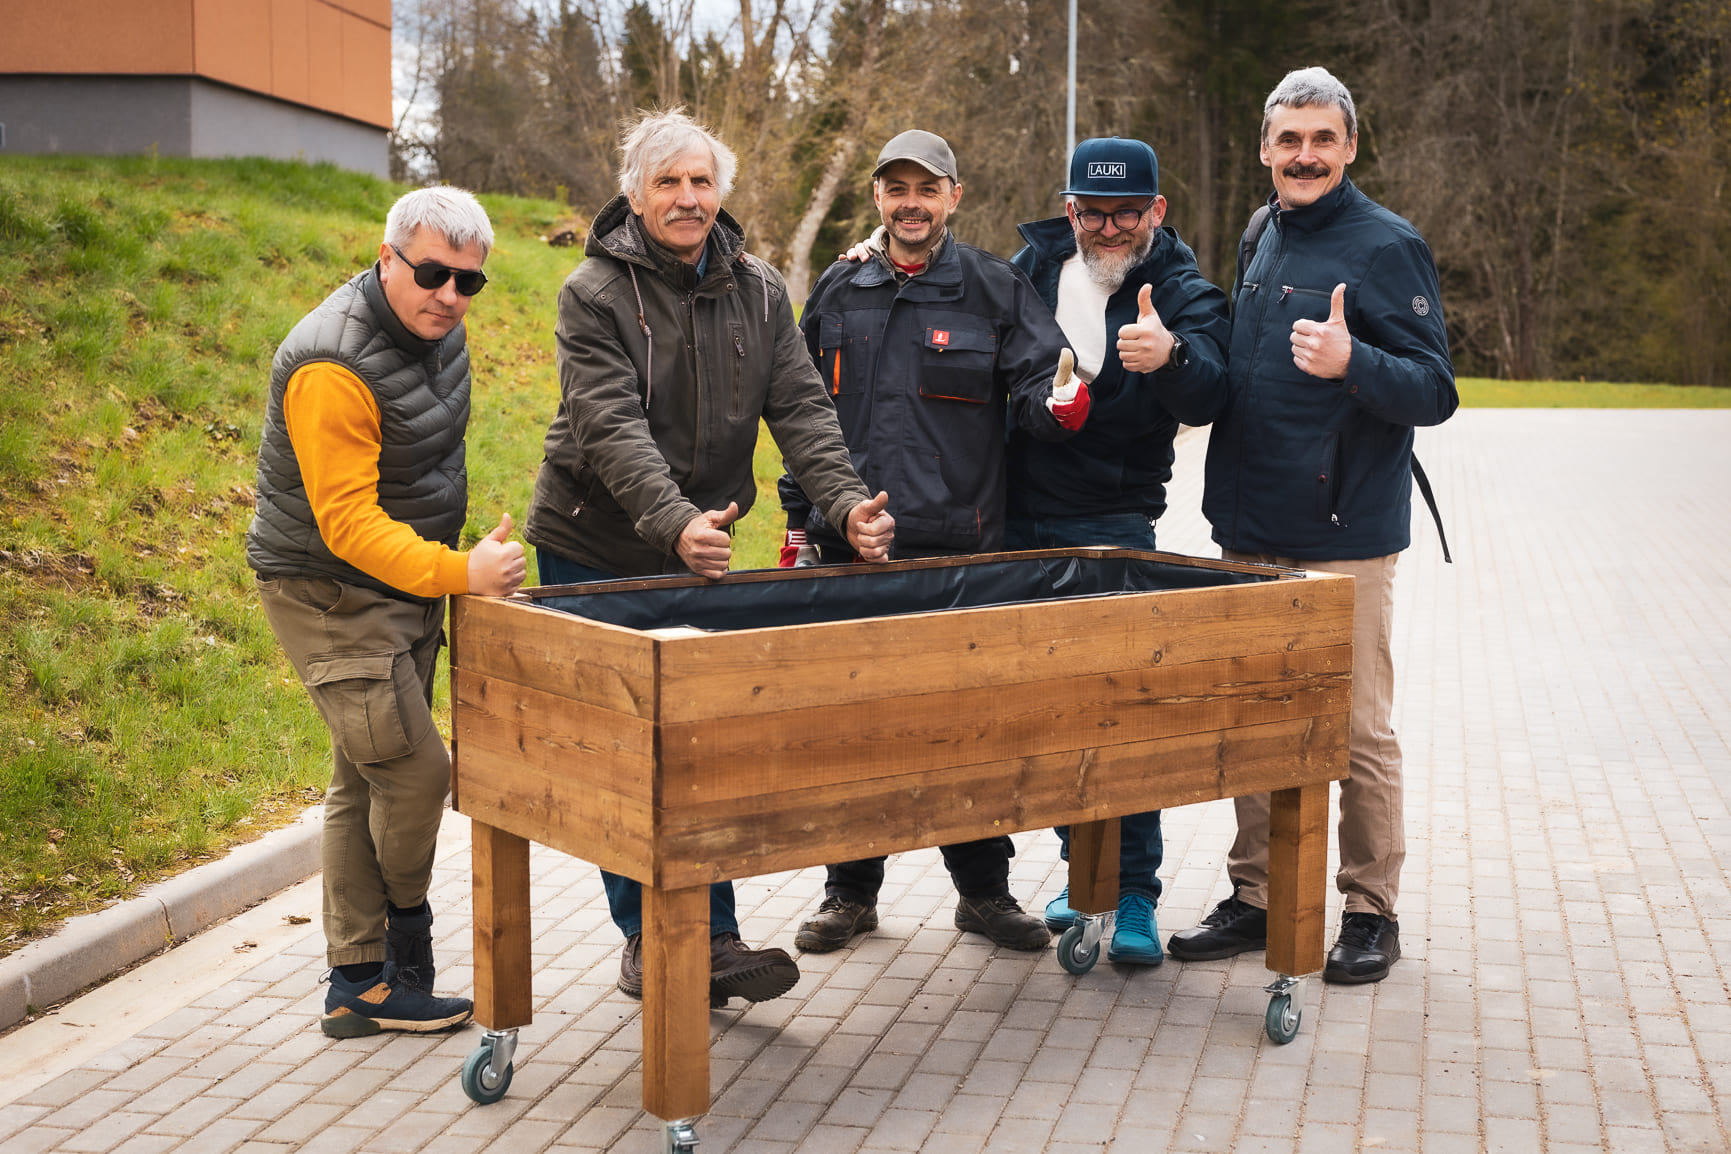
[0,0,391,129]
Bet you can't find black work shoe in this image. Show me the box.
[954,894,1052,951]
[1166,894,1268,961]
[618,933,645,998]
[794,897,879,953]
[1324,912,1400,984]
[385,900,436,993]
[321,962,472,1038]
[708,933,801,1007]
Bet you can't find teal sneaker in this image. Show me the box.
[1043,886,1079,932]
[1107,892,1163,966]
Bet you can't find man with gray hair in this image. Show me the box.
[526,109,896,1006]
[1167,67,1457,984]
[248,186,527,1036]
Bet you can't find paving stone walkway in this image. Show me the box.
[2,409,1728,1153]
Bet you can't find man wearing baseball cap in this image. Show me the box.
[780,129,1089,954]
[1009,136,1232,965]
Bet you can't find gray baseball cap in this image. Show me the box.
[872,130,959,182]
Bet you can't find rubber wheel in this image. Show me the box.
[1057,924,1100,975]
[1265,992,1301,1044]
[461,1044,514,1104]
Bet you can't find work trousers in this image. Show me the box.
[256,576,452,967]
[1221,551,1405,920]
[1005,511,1166,901]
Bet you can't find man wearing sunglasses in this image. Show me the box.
[248,186,527,1038]
[1009,137,1232,967]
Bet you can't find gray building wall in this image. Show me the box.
[0,75,388,178]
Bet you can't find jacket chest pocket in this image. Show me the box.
[815,316,867,398]
[917,324,997,405]
[1276,283,1338,323]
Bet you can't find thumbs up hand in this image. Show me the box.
[467,512,527,597]
[1290,283,1352,380]
[1045,348,1092,431]
[1116,283,1177,374]
[677,502,740,579]
[845,491,896,562]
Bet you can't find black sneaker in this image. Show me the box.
[954,894,1051,951]
[794,897,879,953]
[385,900,436,993]
[1324,912,1400,984]
[1166,894,1268,961]
[321,962,472,1038]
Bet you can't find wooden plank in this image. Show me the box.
[451,594,656,717]
[1068,820,1120,917]
[1265,783,1332,977]
[641,885,711,1120]
[658,647,1351,804]
[453,740,654,879]
[452,669,655,802]
[654,714,1350,882]
[471,821,534,1029]
[652,571,1355,722]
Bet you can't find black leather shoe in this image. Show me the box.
[618,933,644,998]
[1324,912,1400,984]
[794,896,879,953]
[955,894,1052,951]
[708,933,801,1007]
[1167,894,1268,961]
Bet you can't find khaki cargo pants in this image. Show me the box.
[256,575,450,967]
[1222,552,1406,921]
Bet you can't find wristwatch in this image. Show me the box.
[1161,332,1189,372]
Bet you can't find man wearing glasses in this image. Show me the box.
[1009,137,1232,967]
[247,186,527,1037]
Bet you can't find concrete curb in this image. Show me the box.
[0,806,323,1033]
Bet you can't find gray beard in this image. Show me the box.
[1080,232,1155,293]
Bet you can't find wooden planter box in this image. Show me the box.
[451,548,1353,1123]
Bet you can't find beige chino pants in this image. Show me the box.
[256,576,451,967]
[1222,551,1405,921]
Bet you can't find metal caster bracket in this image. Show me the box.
[662,1118,700,1152]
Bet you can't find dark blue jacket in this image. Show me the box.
[1204,177,1457,560]
[779,234,1073,554]
[1011,219,1230,521]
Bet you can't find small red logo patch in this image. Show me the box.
[932,330,950,346]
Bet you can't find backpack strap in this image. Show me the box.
[1233,204,1273,299]
[1411,454,1453,563]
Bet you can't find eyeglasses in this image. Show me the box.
[390,244,488,296]
[1073,200,1156,233]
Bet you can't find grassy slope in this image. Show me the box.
[0,156,1722,959]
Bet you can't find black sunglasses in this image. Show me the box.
[390,243,488,296]
[1074,199,1156,233]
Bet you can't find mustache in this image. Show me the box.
[1283,162,1330,179]
[661,209,709,225]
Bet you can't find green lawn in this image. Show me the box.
[0,155,1722,965]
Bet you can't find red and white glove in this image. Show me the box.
[1045,348,1091,431]
[778,528,820,568]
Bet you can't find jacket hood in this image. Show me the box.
[585,193,748,278]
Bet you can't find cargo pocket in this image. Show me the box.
[917,325,996,404]
[304,652,414,765]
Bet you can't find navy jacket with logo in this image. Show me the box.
[1010,219,1231,522]
[779,234,1074,554]
[1205,176,1458,560]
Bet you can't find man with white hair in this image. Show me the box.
[526,109,896,1007]
[248,186,527,1036]
[1168,67,1457,984]
[1007,137,1232,967]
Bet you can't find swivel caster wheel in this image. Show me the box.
[1057,923,1100,975]
[460,1028,518,1104]
[662,1119,700,1152]
[1265,991,1301,1044]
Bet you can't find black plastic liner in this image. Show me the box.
[537,553,1280,634]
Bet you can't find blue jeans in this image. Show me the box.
[1004,513,1164,901]
[537,547,741,938]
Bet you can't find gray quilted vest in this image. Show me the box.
[245,266,470,602]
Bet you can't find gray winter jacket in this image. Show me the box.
[526,195,869,576]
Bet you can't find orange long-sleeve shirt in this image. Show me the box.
[283,362,471,598]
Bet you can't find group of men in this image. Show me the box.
[247,64,1457,1039]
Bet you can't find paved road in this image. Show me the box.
[2,409,1728,1153]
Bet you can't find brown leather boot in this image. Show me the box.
[708,933,800,1007]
